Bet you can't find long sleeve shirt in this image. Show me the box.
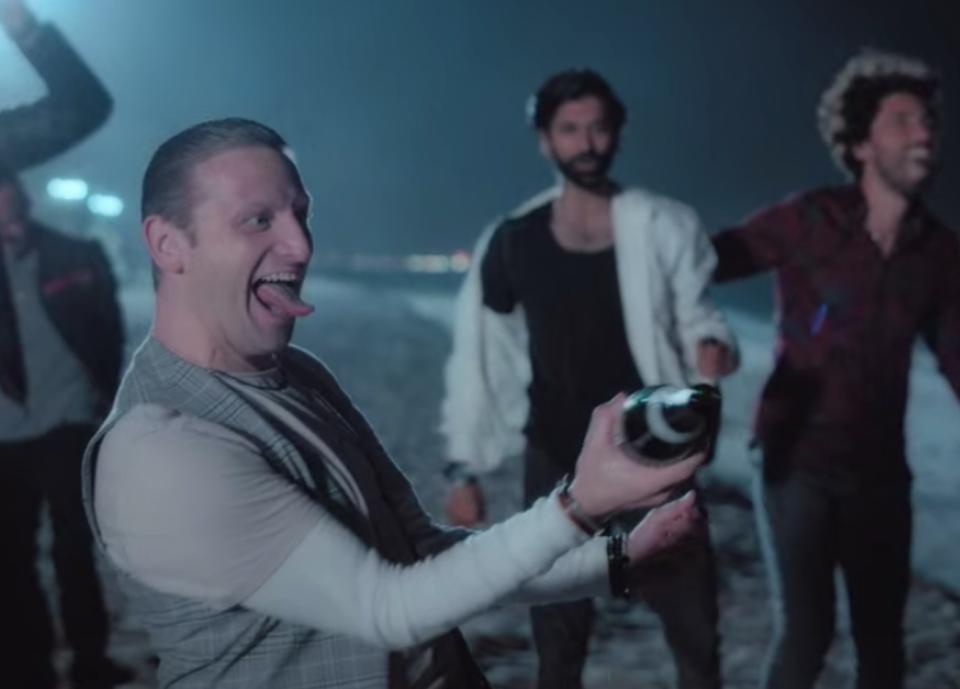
[93,391,609,654]
[712,185,960,483]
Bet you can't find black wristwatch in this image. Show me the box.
[442,462,478,485]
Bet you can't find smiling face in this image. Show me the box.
[854,91,940,196]
[148,145,315,370]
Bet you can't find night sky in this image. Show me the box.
[3,0,957,314]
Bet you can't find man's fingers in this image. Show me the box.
[641,488,697,521]
[446,502,478,527]
[623,487,678,510]
[582,393,626,448]
[655,451,707,486]
[445,484,486,528]
[671,488,697,508]
[0,0,29,33]
[626,490,702,561]
[625,452,705,506]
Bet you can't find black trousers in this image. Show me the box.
[0,424,111,689]
[523,444,723,689]
[752,454,913,689]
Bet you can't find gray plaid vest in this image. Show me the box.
[81,337,490,689]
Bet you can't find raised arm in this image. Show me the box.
[0,0,113,172]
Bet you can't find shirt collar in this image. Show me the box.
[839,183,931,247]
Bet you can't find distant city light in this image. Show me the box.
[348,254,404,271]
[450,250,471,273]
[405,254,453,273]
[46,178,89,201]
[87,194,124,218]
[312,251,473,275]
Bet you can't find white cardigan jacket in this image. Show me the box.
[439,186,738,474]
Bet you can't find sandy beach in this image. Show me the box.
[35,278,960,688]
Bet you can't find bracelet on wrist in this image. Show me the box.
[556,475,605,536]
[607,533,632,600]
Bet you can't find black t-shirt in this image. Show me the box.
[480,202,643,470]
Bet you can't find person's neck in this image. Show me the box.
[859,171,912,256]
[152,296,273,374]
[551,180,617,251]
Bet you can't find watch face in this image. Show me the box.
[443,462,476,483]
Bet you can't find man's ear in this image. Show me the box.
[143,215,189,278]
[538,131,552,161]
[852,139,872,167]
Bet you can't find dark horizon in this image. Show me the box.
[4,0,957,317]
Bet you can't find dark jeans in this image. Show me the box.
[752,451,913,689]
[0,424,112,689]
[523,445,722,689]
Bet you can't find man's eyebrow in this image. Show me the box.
[293,193,312,214]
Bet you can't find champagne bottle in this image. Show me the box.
[615,384,721,466]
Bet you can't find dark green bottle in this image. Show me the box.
[615,384,721,466]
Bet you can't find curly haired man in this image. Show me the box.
[711,49,960,689]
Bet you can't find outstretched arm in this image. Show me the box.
[711,193,806,283]
[922,231,960,403]
[94,405,595,652]
[0,0,113,172]
[95,399,702,651]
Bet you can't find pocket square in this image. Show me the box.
[42,270,94,296]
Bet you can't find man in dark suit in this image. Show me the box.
[0,0,133,686]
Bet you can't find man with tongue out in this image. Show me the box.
[255,273,314,319]
[80,117,709,689]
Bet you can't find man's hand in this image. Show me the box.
[1,0,32,36]
[696,338,737,380]
[625,490,701,562]
[444,482,485,527]
[0,0,37,40]
[566,395,706,523]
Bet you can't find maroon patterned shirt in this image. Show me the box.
[712,185,960,483]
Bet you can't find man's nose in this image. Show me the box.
[276,217,313,262]
[585,131,602,153]
[912,119,934,146]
